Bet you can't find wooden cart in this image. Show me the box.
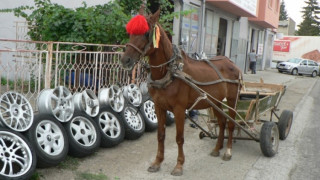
[189,80,293,157]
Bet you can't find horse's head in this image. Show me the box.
[120,7,160,70]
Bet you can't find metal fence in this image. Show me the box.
[0,39,146,110]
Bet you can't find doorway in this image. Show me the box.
[217,18,227,56]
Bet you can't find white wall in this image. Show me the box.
[0,0,110,40]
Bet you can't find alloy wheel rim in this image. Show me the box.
[0,92,34,132]
[36,120,65,156]
[0,131,33,178]
[69,116,97,147]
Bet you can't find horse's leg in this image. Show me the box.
[148,106,167,173]
[222,94,238,161]
[210,105,226,157]
[171,107,185,176]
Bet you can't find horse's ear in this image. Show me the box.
[139,4,146,15]
[150,9,161,24]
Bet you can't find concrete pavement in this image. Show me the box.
[243,69,318,180]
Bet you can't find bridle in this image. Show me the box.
[125,23,177,69]
[125,25,154,59]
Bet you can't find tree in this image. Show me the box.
[296,0,320,36]
[279,0,288,21]
[1,0,190,45]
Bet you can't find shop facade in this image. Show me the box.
[172,0,280,73]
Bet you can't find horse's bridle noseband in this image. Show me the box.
[125,24,155,58]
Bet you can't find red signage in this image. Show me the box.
[273,40,290,52]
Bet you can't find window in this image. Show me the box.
[181,4,200,54]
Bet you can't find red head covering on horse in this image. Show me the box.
[126,15,149,35]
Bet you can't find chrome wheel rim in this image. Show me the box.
[37,86,74,122]
[123,106,143,131]
[36,120,65,156]
[167,111,174,118]
[143,100,157,124]
[98,112,121,138]
[0,92,33,132]
[139,82,149,95]
[73,90,99,117]
[123,84,142,107]
[69,116,97,147]
[98,85,124,112]
[0,130,33,178]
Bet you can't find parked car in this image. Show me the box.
[277,58,319,77]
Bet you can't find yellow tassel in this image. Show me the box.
[154,24,160,48]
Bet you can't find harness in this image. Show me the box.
[125,23,241,89]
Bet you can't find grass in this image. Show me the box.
[57,156,81,171]
[75,172,109,180]
[30,171,44,180]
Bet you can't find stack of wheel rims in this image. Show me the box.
[0,91,36,180]
[0,82,178,179]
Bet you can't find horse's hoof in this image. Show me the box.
[148,164,160,172]
[171,168,183,176]
[210,150,220,157]
[222,153,232,161]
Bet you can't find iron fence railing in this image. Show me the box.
[0,39,147,110]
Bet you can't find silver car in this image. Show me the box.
[277,58,319,77]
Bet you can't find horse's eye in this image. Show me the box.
[144,32,149,39]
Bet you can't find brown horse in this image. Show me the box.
[121,9,242,176]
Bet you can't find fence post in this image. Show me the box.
[45,41,53,88]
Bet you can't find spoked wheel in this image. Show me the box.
[73,89,100,117]
[120,104,145,140]
[64,114,101,157]
[0,91,34,132]
[99,85,125,113]
[123,84,142,107]
[0,127,36,180]
[278,110,293,140]
[25,114,68,168]
[260,121,279,157]
[166,111,175,126]
[139,100,157,132]
[95,110,125,148]
[37,86,74,122]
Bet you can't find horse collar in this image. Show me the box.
[147,44,183,89]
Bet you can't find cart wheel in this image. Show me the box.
[260,121,279,157]
[199,131,206,139]
[278,110,293,140]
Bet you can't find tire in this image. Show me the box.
[166,111,175,126]
[94,109,125,148]
[0,127,36,180]
[311,70,317,77]
[277,69,282,73]
[119,103,145,140]
[260,121,279,157]
[291,68,298,75]
[64,113,101,157]
[25,114,68,168]
[139,100,158,132]
[278,110,293,140]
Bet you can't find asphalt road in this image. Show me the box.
[38,69,319,180]
[290,78,320,180]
